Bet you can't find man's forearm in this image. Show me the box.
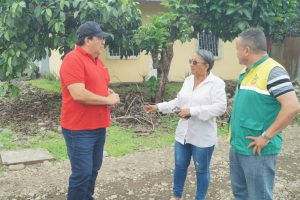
[74,88,109,105]
[266,105,300,137]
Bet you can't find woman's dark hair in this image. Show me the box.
[196,49,214,73]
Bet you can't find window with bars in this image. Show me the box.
[197,33,220,57]
[107,47,138,59]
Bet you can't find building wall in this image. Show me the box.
[49,2,243,82]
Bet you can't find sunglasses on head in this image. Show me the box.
[189,59,206,65]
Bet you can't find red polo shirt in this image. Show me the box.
[60,46,111,130]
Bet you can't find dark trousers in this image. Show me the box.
[62,128,106,200]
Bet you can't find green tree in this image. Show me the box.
[135,1,197,102]
[190,0,298,51]
[0,0,141,96]
[136,0,298,102]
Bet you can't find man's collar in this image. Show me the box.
[252,54,269,68]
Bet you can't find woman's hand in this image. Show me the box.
[143,105,158,113]
[177,108,191,119]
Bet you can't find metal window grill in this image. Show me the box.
[198,33,219,57]
[108,47,139,59]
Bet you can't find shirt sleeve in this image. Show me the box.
[156,79,188,113]
[190,80,227,121]
[267,67,294,98]
[156,97,179,113]
[60,54,85,86]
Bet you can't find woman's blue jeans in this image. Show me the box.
[62,128,106,200]
[173,141,215,200]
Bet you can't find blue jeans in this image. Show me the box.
[62,128,106,200]
[229,147,278,200]
[173,141,215,200]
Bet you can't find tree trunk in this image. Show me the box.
[152,44,174,102]
[266,36,273,54]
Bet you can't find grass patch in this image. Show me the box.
[218,124,229,136]
[163,82,182,100]
[106,125,175,156]
[0,166,5,173]
[27,131,67,160]
[29,79,61,93]
[0,129,20,150]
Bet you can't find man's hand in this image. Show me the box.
[246,135,269,156]
[143,105,158,113]
[108,88,115,94]
[107,93,120,106]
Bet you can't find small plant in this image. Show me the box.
[143,76,159,103]
[0,82,20,98]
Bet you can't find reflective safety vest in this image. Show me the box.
[230,56,283,155]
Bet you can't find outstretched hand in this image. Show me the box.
[143,105,158,113]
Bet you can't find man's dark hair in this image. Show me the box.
[238,28,267,53]
[76,35,94,46]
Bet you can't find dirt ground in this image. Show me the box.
[0,124,299,200]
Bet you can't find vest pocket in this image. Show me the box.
[239,118,264,135]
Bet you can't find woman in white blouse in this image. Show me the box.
[144,49,227,200]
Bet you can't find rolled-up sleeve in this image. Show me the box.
[190,81,227,121]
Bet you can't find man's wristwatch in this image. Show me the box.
[261,131,272,141]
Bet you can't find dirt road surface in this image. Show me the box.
[0,125,299,200]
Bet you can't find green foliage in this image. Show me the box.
[0,128,19,150]
[163,82,182,101]
[190,0,298,42]
[30,79,61,93]
[0,82,20,98]
[106,125,175,156]
[27,131,67,160]
[143,76,159,102]
[218,124,229,136]
[0,0,141,95]
[135,1,196,54]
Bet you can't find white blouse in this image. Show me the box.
[157,73,227,147]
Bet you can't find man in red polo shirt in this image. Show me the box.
[60,21,120,200]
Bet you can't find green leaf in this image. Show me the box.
[55,22,61,32]
[34,6,42,17]
[60,0,65,10]
[87,2,94,9]
[73,0,81,8]
[19,1,26,8]
[7,57,12,67]
[8,49,15,56]
[46,8,52,18]
[226,8,238,15]
[74,11,79,18]
[11,3,18,16]
[242,9,252,20]
[4,32,10,41]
